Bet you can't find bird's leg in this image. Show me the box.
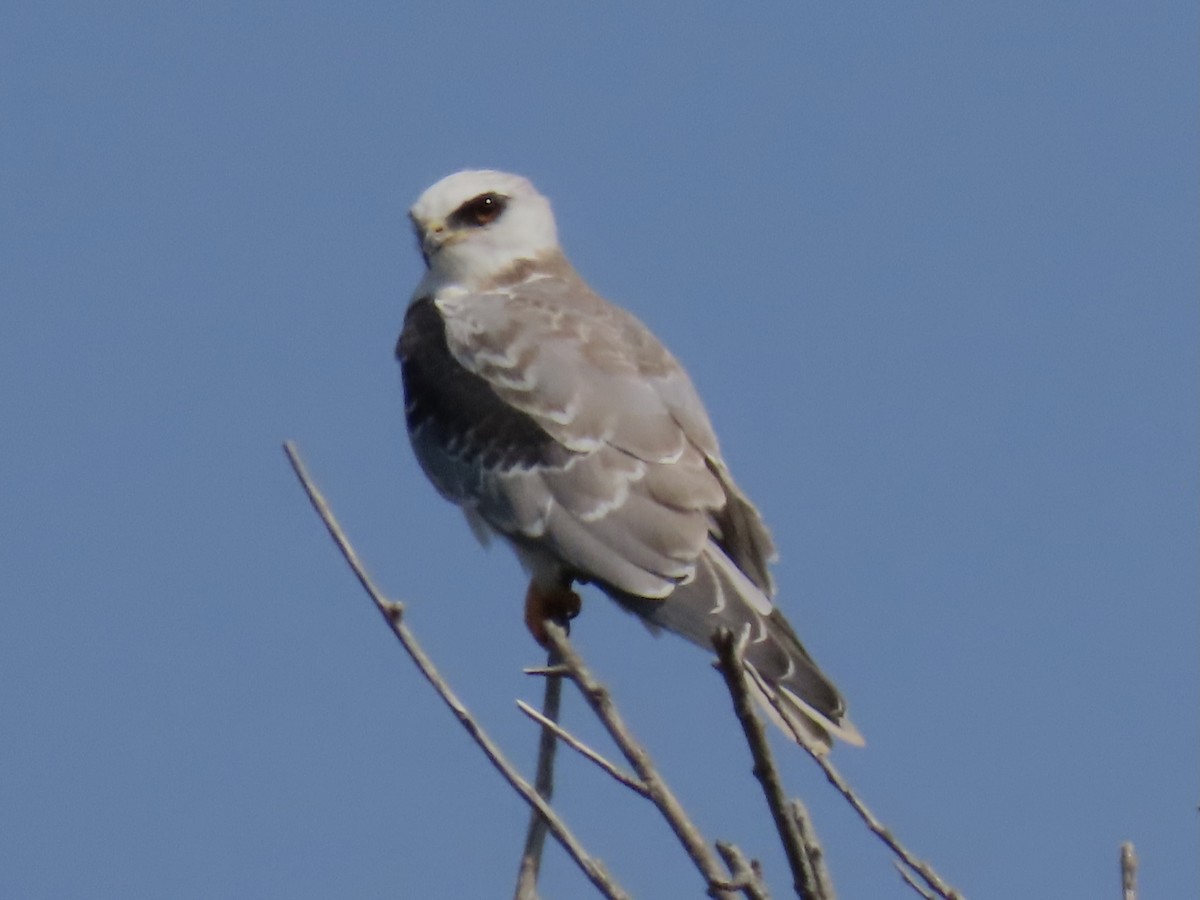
[524,578,582,647]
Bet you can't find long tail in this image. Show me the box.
[610,544,863,754]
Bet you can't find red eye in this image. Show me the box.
[454,193,507,227]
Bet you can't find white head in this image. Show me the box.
[409,170,560,289]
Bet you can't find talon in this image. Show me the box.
[524,580,582,646]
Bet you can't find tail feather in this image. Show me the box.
[607,544,863,754]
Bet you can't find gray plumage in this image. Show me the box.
[399,170,862,752]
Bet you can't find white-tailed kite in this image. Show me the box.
[398,170,862,752]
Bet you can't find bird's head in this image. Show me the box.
[409,170,560,289]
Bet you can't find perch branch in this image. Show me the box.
[1120,842,1137,900]
[716,842,773,900]
[789,800,835,900]
[282,441,629,900]
[541,620,752,900]
[516,700,649,797]
[524,665,572,677]
[712,628,829,900]
[805,752,961,899]
[895,862,938,900]
[748,681,964,900]
[513,646,564,900]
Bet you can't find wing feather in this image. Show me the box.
[400,187,858,750]
[402,260,733,600]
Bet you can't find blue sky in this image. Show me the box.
[2,3,1196,897]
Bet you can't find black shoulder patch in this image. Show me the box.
[398,298,564,471]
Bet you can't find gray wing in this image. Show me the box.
[398,258,860,751]
[400,263,736,599]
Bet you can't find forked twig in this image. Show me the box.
[748,683,964,900]
[896,861,938,900]
[516,700,649,797]
[806,752,961,899]
[716,842,773,900]
[286,439,967,899]
[541,621,762,900]
[789,800,835,900]
[513,646,564,900]
[712,628,829,900]
[282,441,629,900]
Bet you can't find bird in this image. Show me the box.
[397,169,863,753]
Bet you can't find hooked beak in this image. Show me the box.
[414,217,455,267]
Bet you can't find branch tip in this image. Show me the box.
[283,442,629,900]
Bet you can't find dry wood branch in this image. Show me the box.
[516,700,649,797]
[778,715,964,900]
[524,665,572,677]
[789,800,835,900]
[282,441,629,900]
[542,621,746,899]
[712,628,829,900]
[896,862,938,900]
[513,646,564,900]
[806,752,962,899]
[1120,842,1137,900]
[716,622,962,899]
[716,842,773,900]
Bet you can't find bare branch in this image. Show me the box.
[786,725,964,900]
[716,842,773,900]
[895,861,938,900]
[516,700,649,797]
[712,628,829,900]
[282,441,629,900]
[1120,842,1138,900]
[789,800,835,900]
[524,665,573,677]
[542,621,743,899]
[717,631,962,899]
[513,646,564,900]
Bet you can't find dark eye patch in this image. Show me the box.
[450,192,507,228]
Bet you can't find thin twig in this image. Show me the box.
[513,646,564,900]
[516,700,649,797]
[524,665,573,677]
[712,628,828,900]
[790,800,835,900]
[807,753,962,899]
[715,842,773,900]
[730,632,963,899]
[776,712,964,900]
[895,862,938,900]
[542,621,743,900]
[1120,842,1138,900]
[282,441,629,900]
